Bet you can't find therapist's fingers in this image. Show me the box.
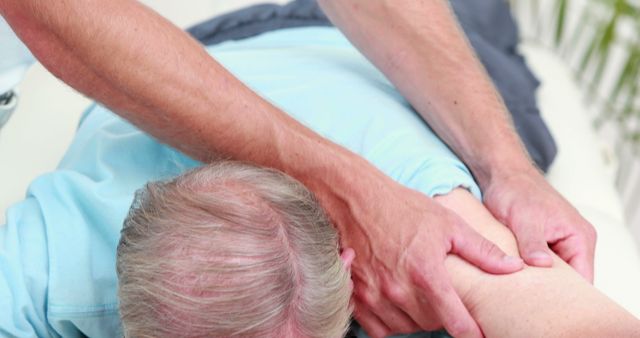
[509,218,555,268]
[551,233,596,283]
[374,272,442,331]
[451,220,524,274]
[412,263,483,338]
[353,300,393,338]
[354,283,421,335]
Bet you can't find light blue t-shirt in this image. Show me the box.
[0,27,479,337]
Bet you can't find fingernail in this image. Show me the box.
[529,251,551,261]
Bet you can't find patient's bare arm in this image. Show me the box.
[435,189,640,338]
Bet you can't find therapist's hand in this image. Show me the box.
[482,169,597,282]
[337,177,523,338]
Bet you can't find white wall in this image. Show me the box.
[511,0,640,244]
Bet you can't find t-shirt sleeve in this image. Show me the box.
[0,198,56,338]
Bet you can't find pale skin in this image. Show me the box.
[431,189,639,338]
[0,0,596,337]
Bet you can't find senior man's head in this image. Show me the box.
[116,162,353,338]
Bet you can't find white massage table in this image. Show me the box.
[0,0,638,321]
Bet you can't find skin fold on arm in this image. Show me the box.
[435,189,640,338]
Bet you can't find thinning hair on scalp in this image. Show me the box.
[116,161,352,338]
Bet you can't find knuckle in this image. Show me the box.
[410,266,438,294]
[381,283,411,308]
[452,235,468,252]
[355,289,380,310]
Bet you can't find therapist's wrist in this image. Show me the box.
[283,140,393,234]
[470,148,539,191]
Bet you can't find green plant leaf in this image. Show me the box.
[555,0,569,46]
[579,32,600,75]
[610,47,640,105]
[562,7,591,58]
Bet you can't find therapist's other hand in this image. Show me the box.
[482,169,597,282]
[339,179,523,338]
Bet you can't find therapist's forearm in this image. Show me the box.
[318,0,536,187]
[0,0,280,162]
[0,3,529,336]
[0,0,375,191]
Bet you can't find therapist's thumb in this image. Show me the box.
[451,221,524,274]
[510,220,554,268]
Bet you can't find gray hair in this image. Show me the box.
[116,161,352,338]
